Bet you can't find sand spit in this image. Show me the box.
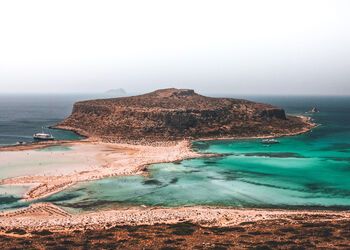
[1,202,350,231]
[0,140,202,201]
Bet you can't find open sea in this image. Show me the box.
[1,95,350,211]
[0,94,90,145]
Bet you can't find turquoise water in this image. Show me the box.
[1,96,349,211]
[0,185,32,210]
[41,96,350,211]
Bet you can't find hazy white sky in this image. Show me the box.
[0,0,350,95]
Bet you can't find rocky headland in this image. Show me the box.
[56,88,314,143]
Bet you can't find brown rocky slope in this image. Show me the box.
[56,88,313,142]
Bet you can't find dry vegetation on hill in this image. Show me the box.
[57,88,312,142]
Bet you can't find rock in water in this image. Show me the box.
[56,88,311,142]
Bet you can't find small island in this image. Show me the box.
[104,88,127,97]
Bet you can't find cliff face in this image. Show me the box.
[57,88,311,142]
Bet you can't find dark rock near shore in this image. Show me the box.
[56,88,311,142]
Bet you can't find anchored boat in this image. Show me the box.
[33,127,55,141]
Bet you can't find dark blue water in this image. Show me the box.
[0,94,100,145]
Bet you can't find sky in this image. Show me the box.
[0,0,350,95]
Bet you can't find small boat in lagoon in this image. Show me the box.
[261,139,279,144]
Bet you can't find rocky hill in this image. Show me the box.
[56,88,313,142]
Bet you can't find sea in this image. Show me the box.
[0,95,350,211]
[0,94,90,145]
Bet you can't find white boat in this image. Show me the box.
[310,107,319,113]
[261,139,279,144]
[33,127,55,141]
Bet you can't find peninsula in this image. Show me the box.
[55,88,314,143]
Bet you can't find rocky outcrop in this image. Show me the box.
[56,88,312,142]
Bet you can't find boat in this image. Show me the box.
[33,127,55,141]
[261,139,279,144]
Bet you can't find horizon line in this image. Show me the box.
[0,92,349,97]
